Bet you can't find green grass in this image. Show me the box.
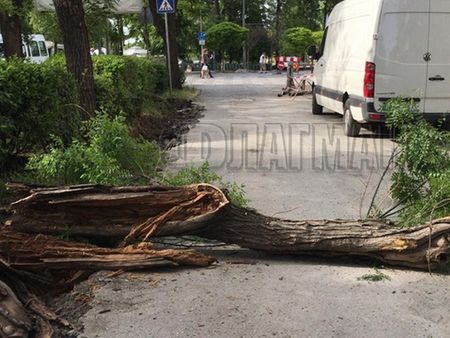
[358,268,391,282]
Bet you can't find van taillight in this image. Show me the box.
[364,62,376,98]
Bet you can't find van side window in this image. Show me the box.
[30,41,40,57]
[318,27,328,58]
[38,41,48,56]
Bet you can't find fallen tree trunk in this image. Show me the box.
[9,184,450,271]
[0,227,215,337]
[0,227,215,282]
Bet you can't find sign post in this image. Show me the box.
[157,0,176,93]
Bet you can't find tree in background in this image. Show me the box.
[84,2,114,54]
[53,0,96,115]
[281,0,321,31]
[312,30,323,47]
[29,10,61,54]
[206,21,248,68]
[247,24,270,63]
[280,26,314,57]
[176,0,215,60]
[268,0,286,55]
[149,0,182,89]
[322,0,342,26]
[30,4,121,56]
[0,0,28,58]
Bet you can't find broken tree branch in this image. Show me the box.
[0,226,216,337]
[9,184,450,271]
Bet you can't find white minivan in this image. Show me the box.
[0,34,49,63]
[311,0,450,136]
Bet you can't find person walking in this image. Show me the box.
[203,48,214,78]
[259,52,267,73]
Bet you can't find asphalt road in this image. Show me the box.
[81,72,450,338]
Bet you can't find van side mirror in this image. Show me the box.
[307,45,318,60]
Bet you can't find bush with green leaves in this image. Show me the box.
[0,58,80,170]
[27,112,163,186]
[281,27,315,57]
[1,55,169,171]
[92,55,167,117]
[163,162,249,208]
[311,31,324,47]
[384,99,450,227]
[26,115,249,207]
[206,21,249,63]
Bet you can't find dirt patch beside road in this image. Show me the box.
[132,98,204,149]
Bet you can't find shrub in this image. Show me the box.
[206,21,249,63]
[163,162,249,208]
[281,27,315,57]
[92,56,167,117]
[0,56,168,170]
[384,99,450,226]
[0,58,80,170]
[27,112,164,186]
[312,31,324,47]
[27,123,249,207]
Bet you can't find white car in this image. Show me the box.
[0,34,49,63]
[311,0,450,136]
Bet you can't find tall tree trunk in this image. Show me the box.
[0,0,24,58]
[53,0,97,116]
[117,15,124,55]
[149,1,182,89]
[214,0,221,21]
[274,0,283,56]
[141,7,151,54]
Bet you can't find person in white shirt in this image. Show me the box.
[259,52,267,73]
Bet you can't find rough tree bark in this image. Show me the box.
[53,0,96,115]
[0,227,215,337]
[10,184,450,271]
[149,1,182,89]
[214,0,221,20]
[0,0,24,58]
[273,0,283,56]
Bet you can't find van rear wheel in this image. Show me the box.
[312,87,323,115]
[344,101,361,137]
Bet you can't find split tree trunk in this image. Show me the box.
[0,226,215,338]
[9,184,450,271]
[53,0,96,115]
[0,0,24,58]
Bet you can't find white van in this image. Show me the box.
[311,0,450,136]
[0,34,49,63]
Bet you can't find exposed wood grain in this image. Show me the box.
[9,184,450,271]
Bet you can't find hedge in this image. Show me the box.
[92,56,167,117]
[0,56,168,170]
[0,59,80,169]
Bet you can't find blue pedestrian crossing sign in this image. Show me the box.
[157,0,175,14]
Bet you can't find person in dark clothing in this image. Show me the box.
[202,48,214,78]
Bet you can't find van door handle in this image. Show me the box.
[429,75,445,81]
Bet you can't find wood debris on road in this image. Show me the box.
[1,183,449,337]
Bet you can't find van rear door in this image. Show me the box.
[375,0,430,112]
[424,0,450,115]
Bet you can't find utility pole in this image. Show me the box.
[200,15,203,68]
[164,13,173,92]
[242,0,246,70]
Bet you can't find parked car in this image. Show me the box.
[310,0,450,136]
[0,34,49,63]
